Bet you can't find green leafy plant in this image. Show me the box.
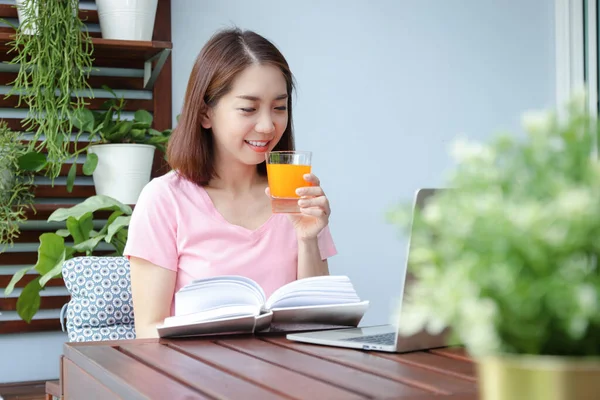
[0,122,35,249]
[388,91,600,358]
[3,195,132,322]
[65,86,172,191]
[6,0,94,179]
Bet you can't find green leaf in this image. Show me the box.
[101,84,117,98]
[71,235,106,253]
[55,229,70,237]
[148,128,162,136]
[48,195,132,222]
[16,277,42,323]
[82,153,98,175]
[39,249,66,287]
[134,109,153,125]
[33,233,65,276]
[72,108,95,132]
[106,216,131,243]
[3,265,34,296]
[18,152,47,172]
[66,212,93,245]
[98,210,124,235]
[66,162,77,193]
[129,128,146,141]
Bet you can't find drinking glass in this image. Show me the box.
[266,151,312,213]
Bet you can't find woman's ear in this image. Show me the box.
[200,110,212,129]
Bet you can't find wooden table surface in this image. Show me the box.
[61,335,479,399]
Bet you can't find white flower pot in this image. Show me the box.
[88,143,155,205]
[96,0,159,41]
[15,0,78,35]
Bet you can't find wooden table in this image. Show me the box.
[60,335,479,399]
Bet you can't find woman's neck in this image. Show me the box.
[210,160,265,194]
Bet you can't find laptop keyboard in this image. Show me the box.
[340,332,396,345]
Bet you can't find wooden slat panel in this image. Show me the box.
[0,250,113,265]
[0,95,153,112]
[66,346,208,399]
[0,295,69,311]
[0,73,145,90]
[0,4,99,23]
[63,358,119,400]
[120,343,286,400]
[0,318,61,334]
[33,185,96,198]
[430,347,474,363]
[168,340,366,400]
[217,337,428,398]
[0,274,65,288]
[263,337,476,395]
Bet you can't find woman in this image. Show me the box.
[124,28,337,338]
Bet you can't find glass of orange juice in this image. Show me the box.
[266,151,312,213]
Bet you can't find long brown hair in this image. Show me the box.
[167,28,296,186]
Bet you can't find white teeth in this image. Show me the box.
[246,140,268,147]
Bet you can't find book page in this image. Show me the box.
[175,275,266,317]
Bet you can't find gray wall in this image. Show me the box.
[171,0,556,326]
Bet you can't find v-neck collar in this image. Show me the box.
[197,186,277,237]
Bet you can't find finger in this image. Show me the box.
[300,207,328,218]
[296,186,325,197]
[265,187,271,197]
[298,196,329,210]
[303,173,320,186]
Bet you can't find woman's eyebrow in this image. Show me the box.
[235,94,288,101]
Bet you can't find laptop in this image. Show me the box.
[286,188,455,352]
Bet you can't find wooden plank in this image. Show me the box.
[168,339,365,400]
[264,338,476,395]
[0,250,113,265]
[33,184,96,198]
[218,337,429,398]
[120,342,287,400]
[0,379,48,398]
[0,4,99,23]
[0,295,69,311]
[65,345,208,399]
[430,347,474,363]
[0,95,153,112]
[151,0,172,178]
[0,318,61,334]
[0,274,65,288]
[373,351,477,382]
[64,358,117,400]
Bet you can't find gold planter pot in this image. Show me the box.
[477,353,600,400]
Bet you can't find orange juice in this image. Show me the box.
[267,164,312,198]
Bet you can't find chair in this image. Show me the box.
[45,256,137,399]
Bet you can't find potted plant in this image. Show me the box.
[3,195,132,323]
[0,122,35,250]
[388,91,600,400]
[69,86,172,204]
[8,0,94,180]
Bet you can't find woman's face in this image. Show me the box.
[202,63,289,169]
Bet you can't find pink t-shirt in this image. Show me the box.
[123,170,337,315]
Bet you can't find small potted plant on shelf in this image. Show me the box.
[69,86,172,205]
[3,195,132,323]
[388,90,600,400]
[0,122,35,250]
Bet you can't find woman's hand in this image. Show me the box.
[269,173,331,240]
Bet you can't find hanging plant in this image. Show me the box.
[6,0,95,180]
[0,122,35,250]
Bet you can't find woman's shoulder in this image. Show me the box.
[141,170,196,197]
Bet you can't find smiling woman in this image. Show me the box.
[124,27,337,338]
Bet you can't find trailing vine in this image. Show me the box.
[7,0,94,179]
[0,122,35,250]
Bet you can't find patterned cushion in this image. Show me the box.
[62,256,136,342]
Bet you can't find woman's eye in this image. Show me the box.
[239,108,255,113]
[274,106,287,111]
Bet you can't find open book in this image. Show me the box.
[157,275,369,338]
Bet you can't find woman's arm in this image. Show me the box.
[129,256,176,338]
[297,237,330,279]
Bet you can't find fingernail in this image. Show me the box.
[296,188,304,195]
[298,199,307,206]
